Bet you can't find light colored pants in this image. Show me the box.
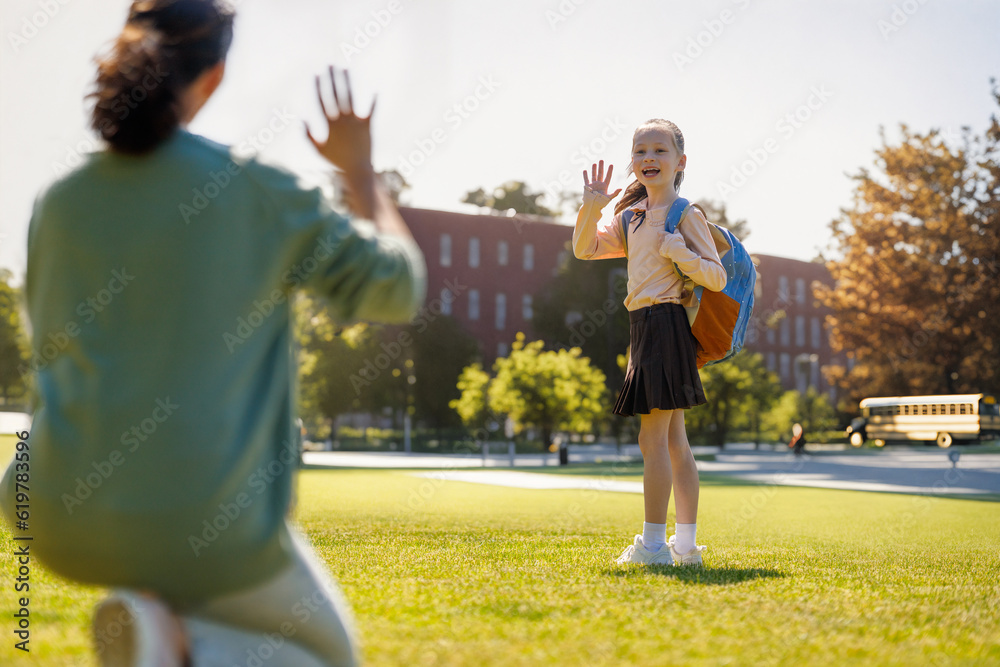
[179,525,359,667]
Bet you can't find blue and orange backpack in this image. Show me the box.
[621,198,757,368]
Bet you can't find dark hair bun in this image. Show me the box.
[89,0,235,155]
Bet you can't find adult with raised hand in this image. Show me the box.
[306,66,412,243]
[0,1,425,665]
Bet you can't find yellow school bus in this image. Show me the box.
[846,394,1000,448]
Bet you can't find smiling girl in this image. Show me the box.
[573,119,726,566]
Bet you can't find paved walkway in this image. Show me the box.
[303,445,1000,497]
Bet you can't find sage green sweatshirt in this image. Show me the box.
[0,129,425,605]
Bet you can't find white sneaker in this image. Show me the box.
[615,535,674,565]
[93,590,187,667]
[667,535,707,566]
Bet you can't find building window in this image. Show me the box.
[523,244,534,271]
[766,352,776,372]
[754,277,763,301]
[441,287,453,315]
[495,293,506,330]
[498,240,509,266]
[497,342,509,358]
[746,321,759,345]
[796,278,806,305]
[780,318,790,346]
[522,294,533,320]
[469,289,480,320]
[555,249,569,276]
[811,317,822,350]
[778,275,789,303]
[440,233,451,267]
[767,326,775,345]
[469,237,480,268]
[795,316,805,347]
[780,353,791,382]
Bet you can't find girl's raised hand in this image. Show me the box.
[582,160,622,198]
[305,66,376,174]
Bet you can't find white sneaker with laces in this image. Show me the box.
[93,590,187,667]
[667,535,707,566]
[615,534,674,565]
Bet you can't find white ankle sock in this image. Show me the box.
[673,523,697,554]
[641,522,667,552]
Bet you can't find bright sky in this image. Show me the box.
[2,0,998,284]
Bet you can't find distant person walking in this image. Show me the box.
[789,423,808,457]
[573,119,727,567]
[0,1,425,665]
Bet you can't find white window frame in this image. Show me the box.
[469,289,480,320]
[440,233,452,267]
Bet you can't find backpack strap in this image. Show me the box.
[664,197,690,234]
[622,197,690,257]
[620,208,645,256]
[665,197,692,282]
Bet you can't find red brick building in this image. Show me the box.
[400,208,840,399]
[399,206,572,363]
[746,254,840,400]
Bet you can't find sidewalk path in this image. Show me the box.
[303,446,1000,497]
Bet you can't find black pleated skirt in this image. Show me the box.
[613,303,706,416]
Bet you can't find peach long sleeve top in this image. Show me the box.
[572,187,726,311]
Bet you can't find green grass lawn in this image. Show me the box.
[1,463,998,665]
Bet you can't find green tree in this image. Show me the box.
[686,352,782,447]
[462,181,558,217]
[451,333,608,447]
[408,314,480,427]
[450,363,491,428]
[296,291,480,433]
[762,387,838,443]
[532,246,629,392]
[817,84,1000,406]
[0,271,29,405]
[294,294,402,436]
